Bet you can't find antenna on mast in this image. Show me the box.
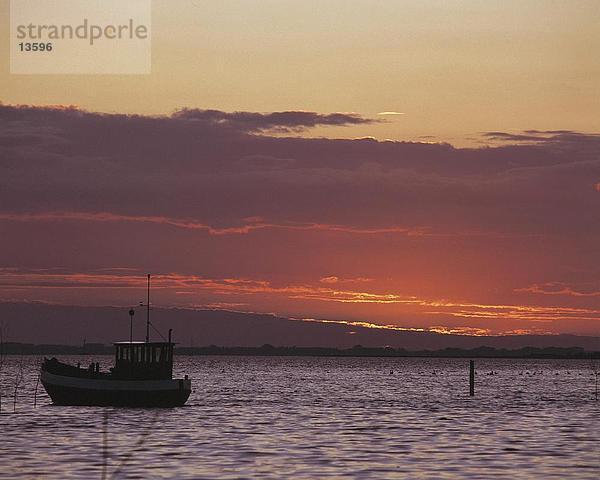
[146,273,150,343]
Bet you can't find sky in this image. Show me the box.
[2,1,599,144]
[0,1,599,338]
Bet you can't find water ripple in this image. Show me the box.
[0,356,599,479]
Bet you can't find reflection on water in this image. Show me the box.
[0,356,599,479]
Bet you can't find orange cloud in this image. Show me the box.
[516,282,600,297]
[428,326,492,336]
[319,276,373,284]
[320,276,339,284]
[1,270,598,328]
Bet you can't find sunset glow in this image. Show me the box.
[0,268,598,336]
[1,1,599,341]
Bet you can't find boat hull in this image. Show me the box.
[41,371,191,407]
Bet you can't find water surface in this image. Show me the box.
[1,356,598,479]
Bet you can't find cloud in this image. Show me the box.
[0,211,428,236]
[2,104,598,235]
[1,104,600,335]
[320,276,339,284]
[320,276,373,284]
[428,326,493,336]
[1,269,598,330]
[171,108,376,133]
[377,111,404,116]
[483,130,600,146]
[516,282,600,297]
[1,104,599,241]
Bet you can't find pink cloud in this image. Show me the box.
[0,211,430,236]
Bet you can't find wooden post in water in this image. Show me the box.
[145,274,151,343]
[33,372,40,408]
[129,308,135,345]
[469,360,475,396]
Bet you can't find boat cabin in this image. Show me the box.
[112,341,174,380]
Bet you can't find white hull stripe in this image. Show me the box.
[41,371,191,392]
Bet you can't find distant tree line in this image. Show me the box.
[1,342,599,359]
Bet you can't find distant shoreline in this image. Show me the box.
[2,342,599,359]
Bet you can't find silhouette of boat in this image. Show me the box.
[41,338,191,407]
[40,274,192,407]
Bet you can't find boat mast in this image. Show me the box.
[146,273,150,343]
